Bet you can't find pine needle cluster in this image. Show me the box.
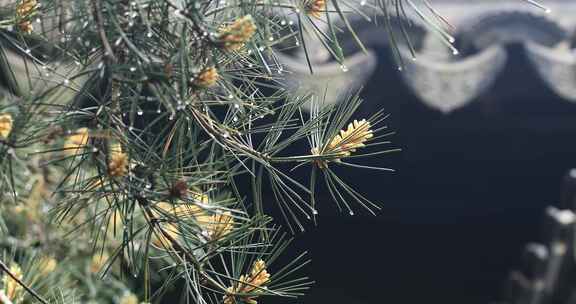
[0,0,544,303]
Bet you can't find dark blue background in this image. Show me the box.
[270,44,576,304]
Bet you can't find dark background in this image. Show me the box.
[268,44,576,304]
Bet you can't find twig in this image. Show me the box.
[92,0,117,63]
[0,259,48,304]
[135,195,227,291]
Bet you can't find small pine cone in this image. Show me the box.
[0,113,13,138]
[169,180,188,198]
[218,15,257,51]
[305,0,326,18]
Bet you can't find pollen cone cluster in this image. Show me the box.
[38,256,57,277]
[205,212,234,240]
[108,143,129,177]
[0,113,13,139]
[195,67,219,87]
[2,263,23,302]
[312,119,373,167]
[119,292,139,304]
[223,259,270,304]
[90,252,109,274]
[151,192,235,248]
[15,0,37,33]
[64,128,90,156]
[218,15,257,51]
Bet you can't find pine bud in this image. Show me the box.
[218,15,257,51]
[169,180,188,199]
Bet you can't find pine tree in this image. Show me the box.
[0,0,547,303]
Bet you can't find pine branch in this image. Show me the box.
[0,259,48,304]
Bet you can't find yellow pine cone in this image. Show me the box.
[151,223,180,249]
[195,67,219,87]
[205,212,234,240]
[218,15,257,51]
[119,292,139,304]
[150,202,187,249]
[311,119,373,167]
[223,259,270,304]
[3,263,23,301]
[64,127,90,155]
[108,143,128,177]
[151,197,233,245]
[305,0,326,18]
[16,0,36,16]
[38,256,57,276]
[90,252,109,274]
[0,113,13,139]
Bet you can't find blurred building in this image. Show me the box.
[273,1,576,304]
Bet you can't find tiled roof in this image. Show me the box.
[278,0,576,113]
